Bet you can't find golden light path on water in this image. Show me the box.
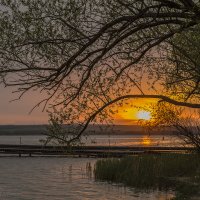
[142,136,152,145]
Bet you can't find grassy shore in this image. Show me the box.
[94,153,200,199]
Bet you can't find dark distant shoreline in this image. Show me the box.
[0,124,176,136]
[0,125,46,135]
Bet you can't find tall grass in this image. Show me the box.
[94,153,200,196]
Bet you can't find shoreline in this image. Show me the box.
[0,144,195,158]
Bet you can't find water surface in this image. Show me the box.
[0,134,183,147]
[0,157,174,200]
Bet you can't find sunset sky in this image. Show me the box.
[0,85,158,125]
[0,86,48,124]
[114,98,157,124]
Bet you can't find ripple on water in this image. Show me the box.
[0,157,174,200]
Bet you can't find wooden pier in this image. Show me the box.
[0,144,195,158]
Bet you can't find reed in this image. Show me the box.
[94,153,200,199]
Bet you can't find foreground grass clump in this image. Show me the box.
[94,154,200,199]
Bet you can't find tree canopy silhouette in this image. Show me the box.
[1,0,200,143]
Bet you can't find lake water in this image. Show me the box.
[0,135,184,199]
[0,134,183,147]
[0,157,175,200]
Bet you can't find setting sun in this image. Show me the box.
[137,111,152,120]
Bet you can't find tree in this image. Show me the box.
[160,24,200,102]
[142,102,200,151]
[1,0,200,143]
[174,114,200,152]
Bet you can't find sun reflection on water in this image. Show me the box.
[142,136,152,146]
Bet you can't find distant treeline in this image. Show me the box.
[0,124,175,135]
[0,125,47,135]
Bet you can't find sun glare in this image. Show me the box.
[137,111,151,120]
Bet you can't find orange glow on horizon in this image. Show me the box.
[114,99,157,125]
